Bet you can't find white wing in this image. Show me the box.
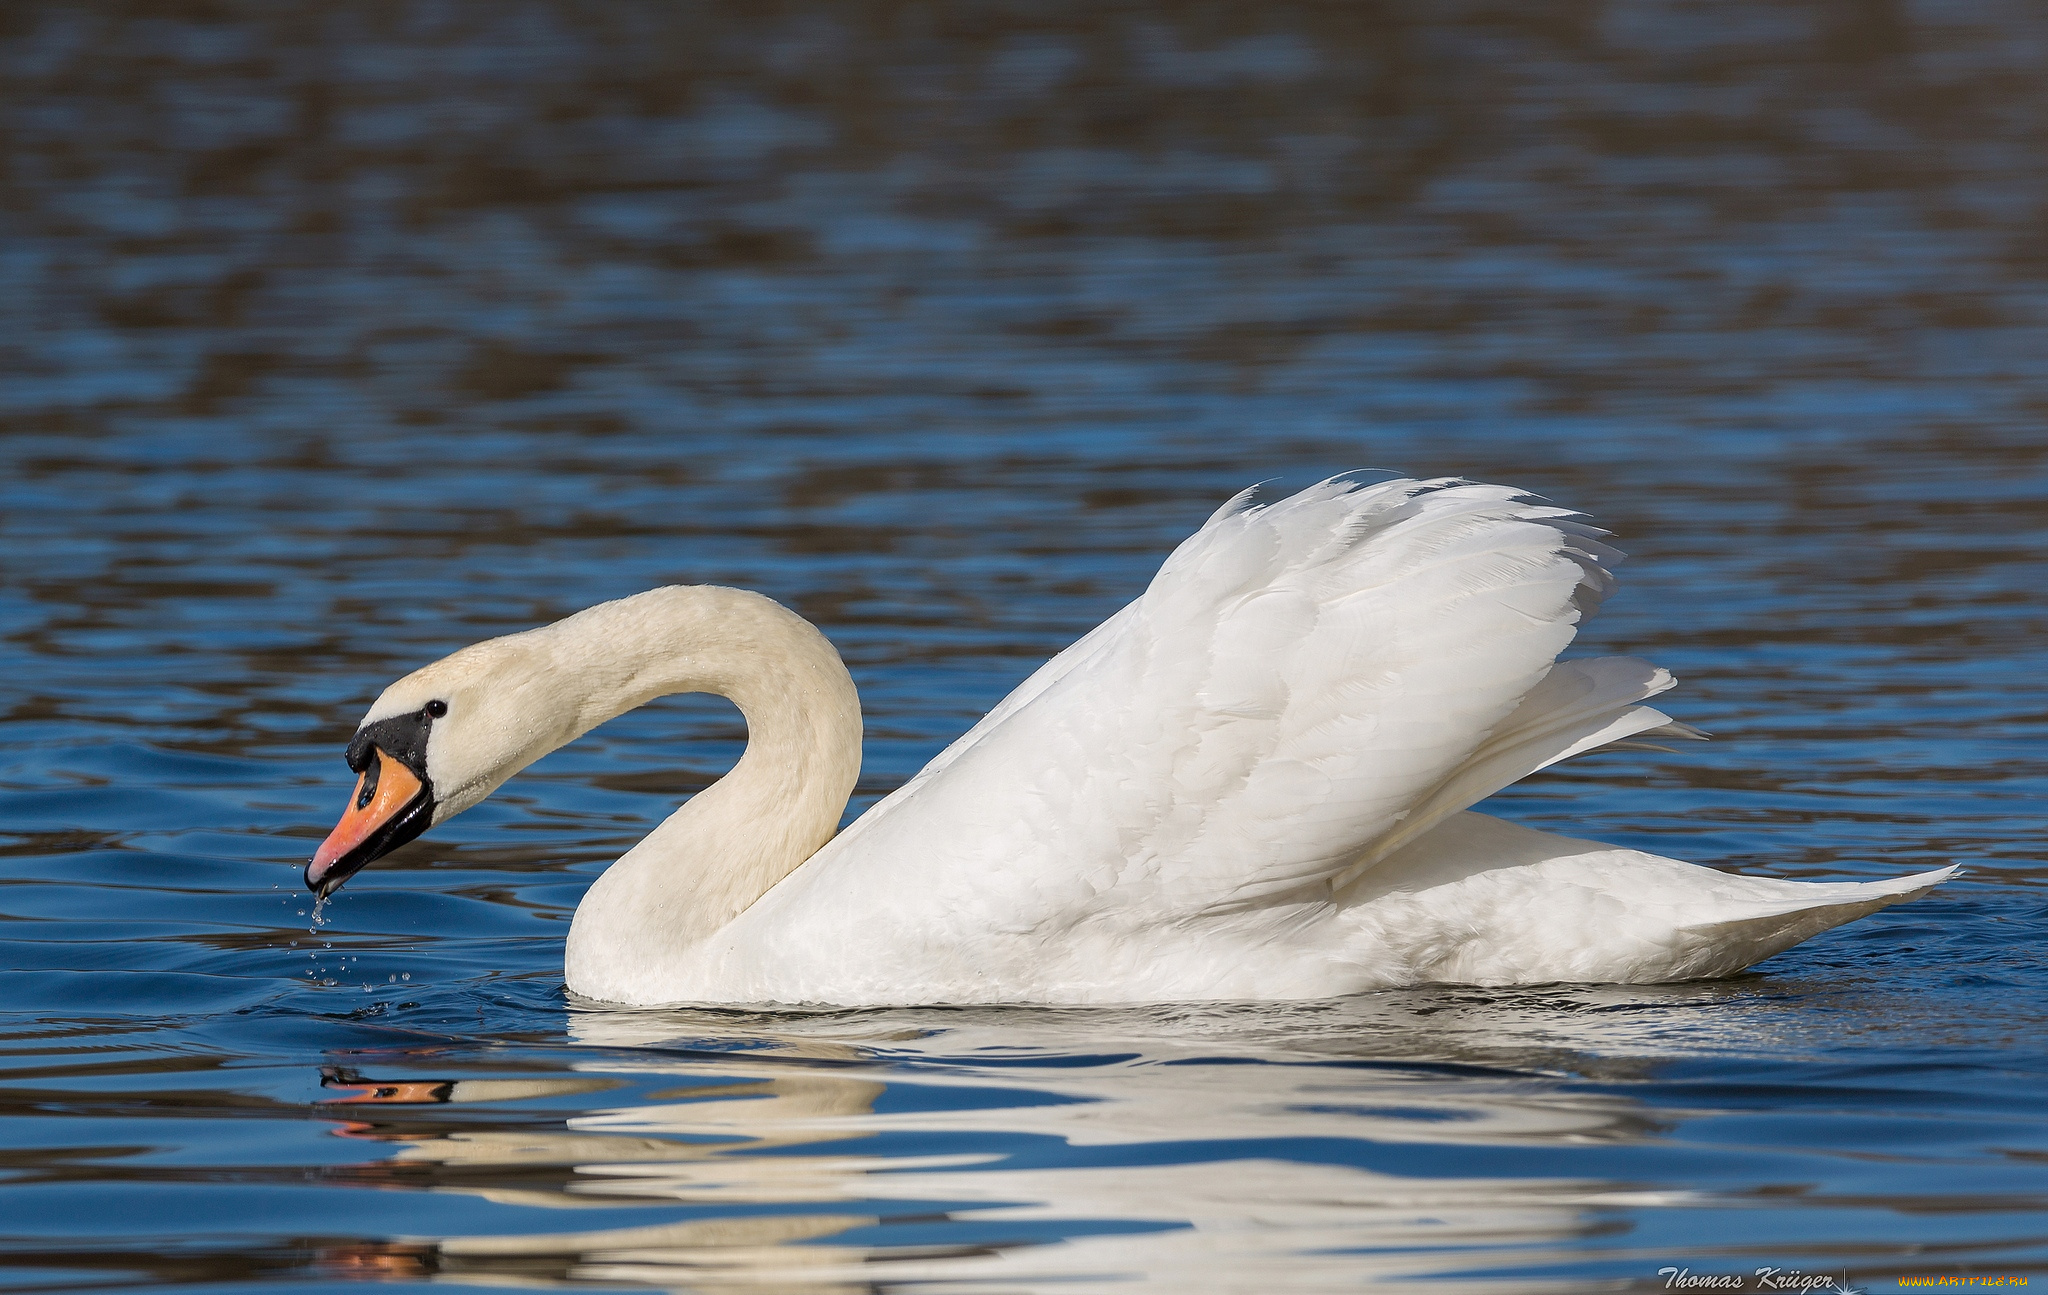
[808,476,1636,925]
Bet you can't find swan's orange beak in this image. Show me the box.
[306,747,433,898]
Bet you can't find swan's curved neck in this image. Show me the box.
[552,587,861,998]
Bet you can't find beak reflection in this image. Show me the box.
[318,1066,622,1106]
[306,746,434,898]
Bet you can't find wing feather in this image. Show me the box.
[816,476,1631,927]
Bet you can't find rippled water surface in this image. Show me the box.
[3,3,2047,1290]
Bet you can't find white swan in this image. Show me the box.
[305,477,1954,1005]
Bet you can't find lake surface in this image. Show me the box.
[2,2,2046,1290]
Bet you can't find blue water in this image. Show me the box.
[2,3,2046,1290]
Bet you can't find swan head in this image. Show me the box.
[306,630,579,898]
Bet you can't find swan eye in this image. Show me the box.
[425,700,448,718]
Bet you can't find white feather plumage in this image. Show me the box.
[337,476,1955,1005]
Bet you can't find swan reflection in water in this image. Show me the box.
[303,984,1803,1291]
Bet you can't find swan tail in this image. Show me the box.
[1660,864,1958,979]
[1331,655,1703,891]
[1337,812,1958,987]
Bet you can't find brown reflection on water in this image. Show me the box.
[4,1,2046,438]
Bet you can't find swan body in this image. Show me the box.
[307,477,1954,1005]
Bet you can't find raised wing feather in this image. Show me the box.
[1334,654,1704,888]
[818,476,1622,925]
